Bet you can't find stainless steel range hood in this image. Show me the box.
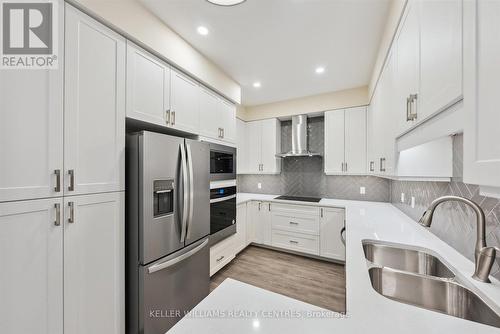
[276,115,322,158]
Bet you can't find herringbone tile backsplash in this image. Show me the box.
[237,116,391,202]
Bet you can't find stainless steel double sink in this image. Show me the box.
[362,240,500,328]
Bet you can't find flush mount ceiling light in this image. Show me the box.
[253,82,261,88]
[207,0,246,6]
[197,26,209,36]
[315,66,325,74]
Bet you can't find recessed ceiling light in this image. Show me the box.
[253,82,261,88]
[315,67,325,74]
[207,0,246,6]
[197,26,209,36]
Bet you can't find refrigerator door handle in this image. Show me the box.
[186,142,195,239]
[180,143,189,243]
[147,238,209,274]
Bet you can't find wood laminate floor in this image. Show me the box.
[210,246,346,313]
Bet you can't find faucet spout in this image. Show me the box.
[418,195,493,283]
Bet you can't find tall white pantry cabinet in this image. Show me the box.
[0,3,125,334]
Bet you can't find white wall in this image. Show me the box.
[70,0,241,104]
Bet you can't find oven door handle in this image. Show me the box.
[210,194,237,204]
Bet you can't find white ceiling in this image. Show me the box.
[140,0,390,106]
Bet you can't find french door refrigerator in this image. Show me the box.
[126,131,210,334]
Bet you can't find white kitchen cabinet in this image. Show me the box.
[220,99,236,143]
[244,119,281,174]
[246,200,258,244]
[171,69,200,134]
[0,4,63,203]
[419,0,462,121]
[320,207,345,261]
[324,110,345,174]
[234,203,248,253]
[463,0,500,188]
[325,107,366,175]
[0,198,63,334]
[65,5,125,196]
[395,0,420,133]
[126,42,171,127]
[64,192,124,334]
[251,201,272,245]
[236,118,249,174]
[199,89,236,143]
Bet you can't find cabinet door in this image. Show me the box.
[395,0,420,133]
[320,208,345,261]
[198,88,220,139]
[171,69,200,134]
[324,110,345,174]
[235,204,247,253]
[246,201,259,244]
[419,0,462,120]
[221,100,236,143]
[345,107,367,174]
[260,119,281,174]
[236,119,248,174]
[64,192,124,334]
[0,198,63,334]
[463,0,500,187]
[0,5,63,202]
[65,5,126,196]
[246,121,262,174]
[126,42,171,127]
[261,202,272,246]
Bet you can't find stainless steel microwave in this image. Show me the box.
[209,143,236,181]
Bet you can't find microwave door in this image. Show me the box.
[140,132,185,264]
[184,139,210,246]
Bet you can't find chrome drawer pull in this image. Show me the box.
[216,255,225,262]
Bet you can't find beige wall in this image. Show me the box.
[241,86,369,121]
[368,0,407,101]
[70,0,241,104]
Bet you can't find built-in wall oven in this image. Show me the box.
[209,143,236,181]
[210,184,237,245]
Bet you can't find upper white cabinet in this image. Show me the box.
[319,207,345,261]
[463,0,500,188]
[243,119,281,174]
[199,88,236,143]
[419,0,462,120]
[65,5,125,196]
[0,198,64,334]
[126,42,171,127]
[325,107,367,175]
[64,192,124,334]
[236,118,249,174]
[171,69,200,134]
[0,4,63,203]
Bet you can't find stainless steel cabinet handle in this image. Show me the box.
[216,255,225,262]
[165,110,171,125]
[180,144,188,243]
[370,161,375,172]
[340,227,346,246]
[171,111,176,126]
[68,202,75,223]
[341,162,344,172]
[289,221,299,225]
[68,169,75,191]
[258,202,261,211]
[186,143,194,239]
[148,239,209,274]
[345,162,348,172]
[222,128,225,138]
[54,203,61,226]
[268,203,271,211]
[407,94,418,121]
[54,169,61,192]
[380,158,386,172]
[289,240,299,244]
[320,208,323,218]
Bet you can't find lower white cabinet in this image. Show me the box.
[234,203,247,253]
[253,201,272,245]
[0,198,64,334]
[320,208,345,261]
[64,192,124,334]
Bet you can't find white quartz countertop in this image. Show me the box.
[168,193,500,334]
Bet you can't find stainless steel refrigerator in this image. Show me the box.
[126,131,210,334]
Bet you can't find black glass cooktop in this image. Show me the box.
[274,195,322,203]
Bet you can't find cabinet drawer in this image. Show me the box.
[271,230,319,256]
[271,212,319,235]
[209,236,236,276]
[271,203,320,216]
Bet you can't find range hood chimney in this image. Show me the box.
[276,115,322,158]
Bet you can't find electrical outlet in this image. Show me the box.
[411,196,416,208]
[257,182,262,189]
[401,193,405,203]
[360,187,366,195]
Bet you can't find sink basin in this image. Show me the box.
[368,267,500,328]
[363,241,454,279]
